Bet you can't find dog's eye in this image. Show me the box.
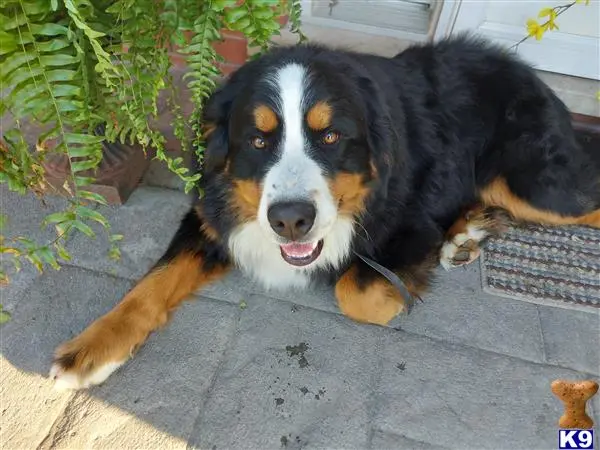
[322,130,340,145]
[251,136,266,149]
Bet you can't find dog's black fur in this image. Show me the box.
[188,35,600,286]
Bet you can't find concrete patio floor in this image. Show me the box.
[1,157,599,450]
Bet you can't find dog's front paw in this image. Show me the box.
[49,319,132,390]
[439,233,482,270]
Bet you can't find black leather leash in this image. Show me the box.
[353,252,416,314]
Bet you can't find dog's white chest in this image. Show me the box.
[227,221,312,290]
[226,218,355,291]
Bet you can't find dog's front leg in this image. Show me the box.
[49,207,230,389]
[335,238,439,326]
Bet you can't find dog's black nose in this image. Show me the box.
[267,201,316,241]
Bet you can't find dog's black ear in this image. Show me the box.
[357,76,396,199]
[200,78,241,172]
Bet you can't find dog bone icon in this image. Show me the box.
[551,379,599,429]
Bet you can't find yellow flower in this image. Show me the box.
[575,0,590,5]
[539,8,559,31]
[527,19,545,40]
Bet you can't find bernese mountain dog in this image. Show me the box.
[50,35,600,389]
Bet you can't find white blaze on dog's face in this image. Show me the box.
[219,61,376,290]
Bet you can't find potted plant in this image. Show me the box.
[0,0,304,283]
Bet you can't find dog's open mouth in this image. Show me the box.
[280,240,324,266]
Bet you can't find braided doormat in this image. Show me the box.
[480,224,600,312]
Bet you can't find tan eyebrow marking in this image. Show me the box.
[253,104,278,133]
[306,101,332,131]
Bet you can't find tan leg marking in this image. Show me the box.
[335,266,408,326]
[50,254,229,389]
[480,177,600,228]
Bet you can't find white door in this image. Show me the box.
[435,0,600,81]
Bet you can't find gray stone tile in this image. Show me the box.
[1,186,72,309]
[67,186,192,280]
[538,306,600,375]
[141,152,190,191]
[196,268,255,305]
[395,264,546,363]
[203,261,549,367]
[188,294,382,450]
[246,279,339,314]
[369,428,450,450]
[201,262,549,367]
[1,264,241,446]
[373,329,596,450]
[199,270,339,313]
[48,298,240,448]
[1,266,134,374]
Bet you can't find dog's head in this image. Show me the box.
[200,45,395,278]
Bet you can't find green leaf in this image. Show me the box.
[51,84,82,98]
[30,23,69,36]
[54,244,72,261]
[0,214,7,230]
[70,159,100,172]
[252,8,276,19]
[224,7,249,24]
[64,133,105,145]
[71,219,96,238]
[5,65,43,88]
[74,176,95,186]
[2,13,28,31]
[42,211,75,227]
[75,206,109,227]
[37,246,60,269]
[108,246,121,260]
[55,98,84,112]
[45,69,79,82]
[109,234,124,242]
[0,306,10,325]
[79,190,107,206]
[212,0,238,11]
[37,38,71,53]
[25,253,44,272]
[39,54,79,66]
[0,52,37,79]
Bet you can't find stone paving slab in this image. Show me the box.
[1,266,134,375]
[67,186,192,280]
[0,361,73,449]
[1,186,73,310]
[188,293,381,450]
[369,429,450,450]
[36,393,188,450]
[538,306,600,375]
[0,265,241,448]
[374,330,599,450]
[184,294,597,450]
[396,265,547,364]
[205,264,547,366]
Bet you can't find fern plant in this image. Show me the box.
[0,0,305,284]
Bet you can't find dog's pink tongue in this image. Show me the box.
[280,242,316,258]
